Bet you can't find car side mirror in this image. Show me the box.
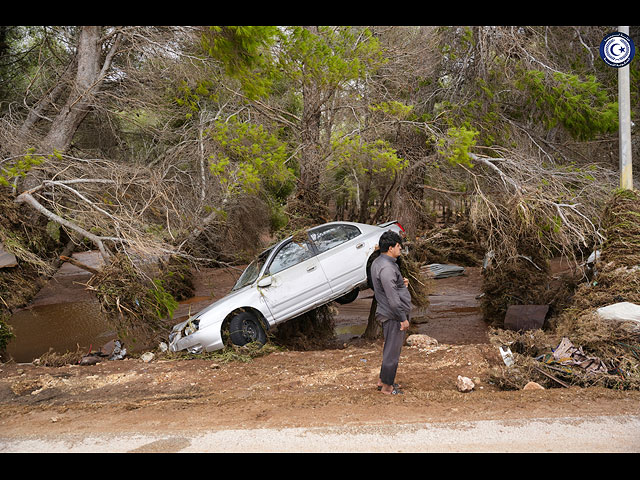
[257,276,272,288]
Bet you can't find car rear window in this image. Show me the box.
[309,224,361,253]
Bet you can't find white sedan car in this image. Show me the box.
[168,220,405,354]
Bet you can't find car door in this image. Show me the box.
[309,224,366,295]
[259,237,331,322]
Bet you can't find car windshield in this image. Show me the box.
[232,248,272,291]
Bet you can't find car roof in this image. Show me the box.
[258,221,380,257]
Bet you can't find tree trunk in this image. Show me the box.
[39,27,120,153]
[363,297,381,340]
[298,80,322,203]
[294,26,325,221]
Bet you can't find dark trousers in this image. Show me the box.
[379,317,405,386]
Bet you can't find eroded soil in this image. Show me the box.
[1,266,640,439]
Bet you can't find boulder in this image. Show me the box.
[457,375,475,392]
[523,381,545,390]
[406,334,438,348]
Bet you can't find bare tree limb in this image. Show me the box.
[14,190,111,260]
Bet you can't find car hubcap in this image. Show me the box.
[242,319,257,342]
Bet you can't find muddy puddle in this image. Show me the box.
[6,301,115,363]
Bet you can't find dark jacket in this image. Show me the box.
[370,253,412,322]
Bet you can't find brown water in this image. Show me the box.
[6,301,116,363]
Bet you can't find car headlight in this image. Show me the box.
[183,319,200,336]
[169,318,200,342]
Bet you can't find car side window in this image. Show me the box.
[268,240,315,275]
[309,224,361,254]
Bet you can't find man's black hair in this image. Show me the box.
[378,230,403,253]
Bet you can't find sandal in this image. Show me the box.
[377,383,401,391]
[378,384,403,395]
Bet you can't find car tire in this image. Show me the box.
[229,311,267,347]
[335,288,360,305]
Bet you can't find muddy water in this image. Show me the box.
[2,251,113,362]
[6,301,116,363]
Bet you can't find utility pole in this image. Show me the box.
[618,26,633,190]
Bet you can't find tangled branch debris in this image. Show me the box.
[86,254,194,350]
[271,304,337,351]
[411,220,484,267]
[490,190,640,390]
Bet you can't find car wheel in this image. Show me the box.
[229,311,267,347]
[335,289,359,305]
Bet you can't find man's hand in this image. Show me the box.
[400,319,410,331]
[403,277,409,288]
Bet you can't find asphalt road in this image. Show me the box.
[2,415,638,453]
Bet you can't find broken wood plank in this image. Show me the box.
[59,255,101,275]
[533,366,570,388]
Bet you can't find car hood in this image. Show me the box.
[171,285,252,331]
[199,284,255,319]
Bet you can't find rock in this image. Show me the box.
[457,375,475,392]
[523,381,545,391]
[80,352,107,365]
[0,244,18,268]
[406,334,438,348]
[141,352,155,363]
[104,340,126,360]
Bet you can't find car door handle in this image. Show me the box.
[307,265,317,272]
[356,242,364,249]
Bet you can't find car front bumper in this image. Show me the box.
[168,318,224,354]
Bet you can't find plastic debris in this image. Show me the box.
[596,302,640,324]
[423,263,465,279]
[140,352,155,363]
[587,250,601,264]
[499,346,515,367]
[107,340,127,360]
[551,337,608,374]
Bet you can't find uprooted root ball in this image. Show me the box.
[490,189,640,390]
[271,304,337,351]
[87,254,193,349]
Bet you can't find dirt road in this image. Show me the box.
[1,266,639,452]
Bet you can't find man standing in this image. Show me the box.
[370,231,411,395]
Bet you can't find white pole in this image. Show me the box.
[618,26,633,190]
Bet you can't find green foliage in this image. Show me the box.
[279,26,385,89]
[203,26,281,99]
[0,148,52,188]
[328,135,407,215]
[330,135,407,175]
[436,126,479,168]
[208,117,295,200]
[369,101,414,119]
[518,70,618,140]
[175,80,219,119]
[149,279,179,321]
